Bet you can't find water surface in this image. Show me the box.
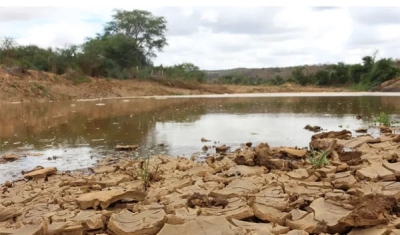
[1,93,400,183]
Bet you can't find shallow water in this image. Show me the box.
[1,93,400,183]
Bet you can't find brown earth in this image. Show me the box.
[2,128,400,234]
[0,68,346,103]
[372,78,400,92]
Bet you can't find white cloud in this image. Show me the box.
[1,6,400,70]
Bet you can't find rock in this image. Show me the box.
[332,172,357,190]
[245,142,252,147]
[304,125,322,132]
[286,230,309,235]
[216,145,229,153]
[70,210,104,231]
[383,161,400,178]
[76,190,146,210]
[355,128,368,133]
[201,137,210,142]
[108,208,165,235]
[47,222,67,235]
[231,219,273,232]
[201,197,253,221]
[254,143,272,166]
[2,154,20,162]
[286,213,319,233]
[254,186,288,211]
[4,181,12,188]
[208,157,236,173]
[277,148,307,158]
[62,225,84,235]
[234,150,255,166]
[380,125,392,134]
[253,203,289,224]
[114,144,139,151]
[393,135,400,142]
[312,130,352,140]
[23,167,57,179]
[340,194,397,227]
[3,219,48,235]
[309,198,351,233]
[90,165,117,174]
[209,178,258,199]
[157,216,246,235]
[339,151,363,166]
[287,169,309,180]
[225,165,266,177]
[348,227,389,235]
[356,163,396,181]
[0,204,23,222]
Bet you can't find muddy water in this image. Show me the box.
[1,94,400,183]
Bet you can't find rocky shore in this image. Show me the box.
[1,126,400,235]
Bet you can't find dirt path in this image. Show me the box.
[0,68,347,103]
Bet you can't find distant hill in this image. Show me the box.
[203,64,331,82]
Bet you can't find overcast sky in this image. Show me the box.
[1,6,400,70]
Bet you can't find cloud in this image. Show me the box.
[1,6,400,70]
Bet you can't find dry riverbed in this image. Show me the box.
[1,126,400,234]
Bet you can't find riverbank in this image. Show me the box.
[0,68,347,103]
[1,126,400,234]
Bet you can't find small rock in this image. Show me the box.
[114,144,139,151]
[355,128,368,133]
[216,145,229,153]
[2,154,19,162]
[201,137,210,142]
[23,167,57,179]
[304,125,322,132]
[77,190,146,210]
[4,181,12,188]
[245,142,252,147]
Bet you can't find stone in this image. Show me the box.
[70,210,104,231]
[200,197,253,220]
[287,169,309,180]
[356,163,396,181]
[157,216,246,235]
[23,167,57,179]
[0,205,23,222]
[62,225,84,235]
[76,190,146,210]
[234,150,255,166]
[209,178,258,199]
[355,128,368,133]
[332,172,357,190]
[90,165,117,174]
[286,230,309,235]
[348,227,389,235]
[231,219,273,232]
[286,213,319,233]
[309,198,351,233]
[304,125,322,132]
[225,165,266,177]
[3,219,48,235]
[114,144,139,151]
[216,145,229,153]
[253,203,289,224]
[108,209,166,235]
[277,148,307,158]
[47,222,67,235]
[383,161,400,178]
[2,154,19,162]
[312,130,352,140]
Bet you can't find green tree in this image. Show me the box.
[292,66,309,86]
[313,70,331,86]
[104,9,168,59]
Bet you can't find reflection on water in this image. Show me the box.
[1,94,400,182]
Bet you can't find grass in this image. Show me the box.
[307,148,330,168]
[373,112,392,127]
[134,154,159,192]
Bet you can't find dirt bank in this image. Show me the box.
[1,126,400,234]
[0,68,346,103]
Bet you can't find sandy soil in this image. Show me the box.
[0,68,347,103]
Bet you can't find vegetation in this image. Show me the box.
[373,112,393,127]
[307,149,330,168]
[0,8,399,89]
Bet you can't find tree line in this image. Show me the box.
[0,8,399,90]
[218,52,400,90]
[0,9,206,83]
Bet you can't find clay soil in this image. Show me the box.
[0,68,346,103]
[2,125,400,234]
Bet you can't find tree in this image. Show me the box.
[104,9,168,59]
[313,70,331,86]
[292,66,309,86]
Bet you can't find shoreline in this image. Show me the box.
[1,127,400,234]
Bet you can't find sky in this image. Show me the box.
[1,5,400,70]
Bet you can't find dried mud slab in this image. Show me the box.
[23,167,57,179]
[312,130,352,140]
[157,216,246,235]
[76,190,146,210]
[108,208,166,235]
[340,194,399,227]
